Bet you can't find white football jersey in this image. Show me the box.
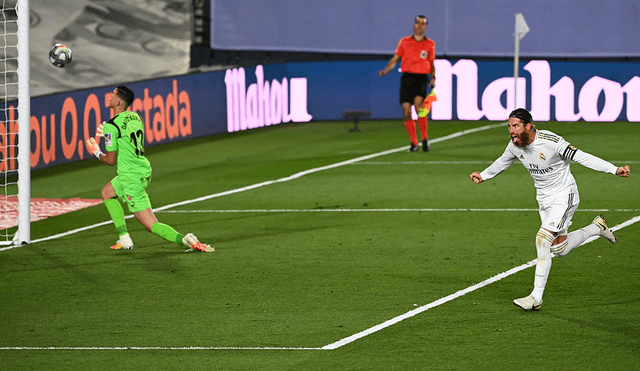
[480,129,618,204]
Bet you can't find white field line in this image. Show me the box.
[322,260,537,350]
[356,161,640,165]
[157,208,640,213]
[0,346,323,351]
[3,215,638,352]
[0,122,504,250]
[354,161,494,165]
[321,215,640,350]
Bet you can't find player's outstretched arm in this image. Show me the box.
[470,172,484,184]
[616,165,631,177]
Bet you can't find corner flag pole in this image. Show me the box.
[514,13,529,109]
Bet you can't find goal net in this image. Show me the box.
[1,0,30,247]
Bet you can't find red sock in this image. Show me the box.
[418,117,428,140]
[404,120,418,145]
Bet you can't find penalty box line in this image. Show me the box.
[322,215,640,350]
[4,215,638,352]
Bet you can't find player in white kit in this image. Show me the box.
[470,108,631,311]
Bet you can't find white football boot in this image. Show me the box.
[513,295,543,311]
[593,215,616,244]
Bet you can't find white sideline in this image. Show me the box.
[2,215,638,352]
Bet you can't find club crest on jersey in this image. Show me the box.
[420,50,427,59]
[539,153,546,161]
[105,133,112,146]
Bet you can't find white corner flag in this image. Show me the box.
[515,13,530,40]
[513,13,529,109]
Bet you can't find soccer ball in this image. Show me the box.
[49,43,72,68]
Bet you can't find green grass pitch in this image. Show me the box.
[1,119,639,370]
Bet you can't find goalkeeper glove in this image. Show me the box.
[96,121,105,137]
[86,137,104,159]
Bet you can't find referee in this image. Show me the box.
[380,15,436,152]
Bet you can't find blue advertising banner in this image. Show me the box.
[1,58,637,172]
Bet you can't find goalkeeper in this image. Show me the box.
[86,85,213,252]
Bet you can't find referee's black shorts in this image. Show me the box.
[400,72,432,105]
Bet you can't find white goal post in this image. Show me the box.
[1,0,30,247]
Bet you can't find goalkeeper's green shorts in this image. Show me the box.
[111,174,152,213]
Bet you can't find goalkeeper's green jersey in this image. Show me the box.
[104,111,152,176]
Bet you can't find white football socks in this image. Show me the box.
[551,223,599,257]
[531,228,555,302]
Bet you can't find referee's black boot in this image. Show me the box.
[422,138,430,152]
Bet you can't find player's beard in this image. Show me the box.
[512,132,531,148]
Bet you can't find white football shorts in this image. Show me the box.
[538,192,580,234]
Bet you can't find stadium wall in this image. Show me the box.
[1,58,638,171]
[208,0,640,58]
